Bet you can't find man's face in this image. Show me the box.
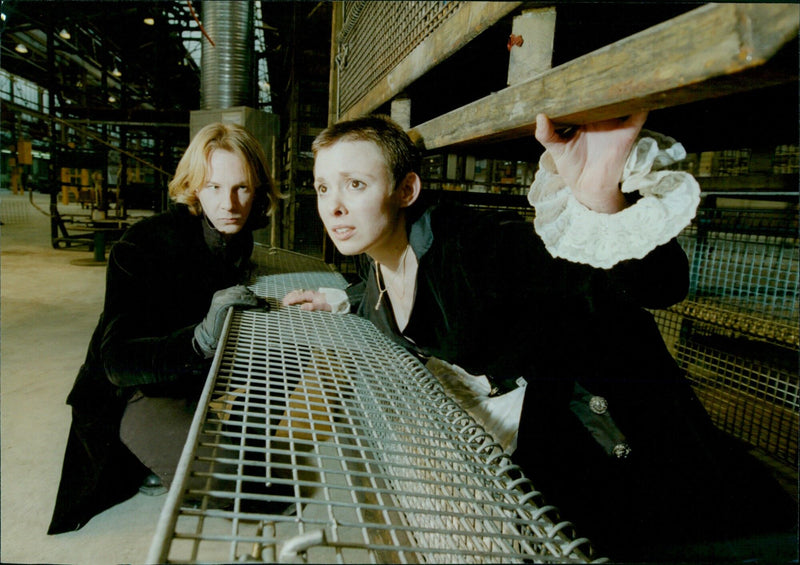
[314,139,405,259]
[196,149,255,236]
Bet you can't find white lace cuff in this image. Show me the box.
[319,287,350,314]
[527,130,700,268]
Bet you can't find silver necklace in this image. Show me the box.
[375,245,411,311]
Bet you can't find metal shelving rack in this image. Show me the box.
[652,207,799,468]
[148,246,600,564]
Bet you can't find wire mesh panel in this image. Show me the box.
[652,208,799,467]
[249,245,340,280]
[337,1,462,115]
[0,194,31,224]
[681,208,798,341]
[149,248,599,564]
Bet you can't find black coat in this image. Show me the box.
[353,202,795,560]
[48,205,254,534]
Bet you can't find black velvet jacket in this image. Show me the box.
[48,204,254,534]
[356,201,690,408]
[350,202,794,559]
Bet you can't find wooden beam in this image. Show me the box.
[340,2,522,120]
[409,3,799,151]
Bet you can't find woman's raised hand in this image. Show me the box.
[534,112,647,213]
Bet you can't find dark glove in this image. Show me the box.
[193,285,260,358]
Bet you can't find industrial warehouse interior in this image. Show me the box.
[1,2,798,564]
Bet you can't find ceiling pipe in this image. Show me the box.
[200,1,255,109]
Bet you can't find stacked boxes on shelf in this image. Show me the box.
[675,144,799,177]
[421,154,535,195]
[773,144,799,175]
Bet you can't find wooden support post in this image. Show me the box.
[507,7,556,86]
[391,96,411,131]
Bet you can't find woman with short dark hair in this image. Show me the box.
[285,113,796,562]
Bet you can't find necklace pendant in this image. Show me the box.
[374,262,387,310]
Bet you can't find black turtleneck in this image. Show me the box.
[201,214,255,271]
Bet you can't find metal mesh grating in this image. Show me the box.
[337,1,462,115]
[682,208,798,332]
[0,195,31,224]
[652,208,799,467]
[249,245,339,278]
[148,248,599,564]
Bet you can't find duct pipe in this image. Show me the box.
[200,1,255,109]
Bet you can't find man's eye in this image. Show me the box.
[349,180,363,190]
[316,185,327,194]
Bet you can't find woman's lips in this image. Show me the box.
[329,225,354,240]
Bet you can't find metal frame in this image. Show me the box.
[148,246,599,564]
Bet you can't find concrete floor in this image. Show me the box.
[1,190,162,564]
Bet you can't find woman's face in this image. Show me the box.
[196,149,255,236]
[314,139,406,260]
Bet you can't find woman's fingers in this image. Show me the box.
[534,113,558,146]
[282,289,314,305]
[282,289,332,312]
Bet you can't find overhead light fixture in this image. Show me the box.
[1,13,7,22]
[111,67,122,77]
[143,17,155,25]
[108,95,117,103]
[59,28,71,40]
[15,43,28,54]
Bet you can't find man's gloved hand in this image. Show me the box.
[193,285,260,358]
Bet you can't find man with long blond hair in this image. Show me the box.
[48,123,280,534]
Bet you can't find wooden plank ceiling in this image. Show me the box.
[406,3,799,152]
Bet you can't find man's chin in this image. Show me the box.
[216,225,244,235]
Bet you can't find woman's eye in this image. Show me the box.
[238,185,251,192]
[316,185,327,194]
[349,180,364,190]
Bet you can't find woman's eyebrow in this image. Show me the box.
[341,169,379,181]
